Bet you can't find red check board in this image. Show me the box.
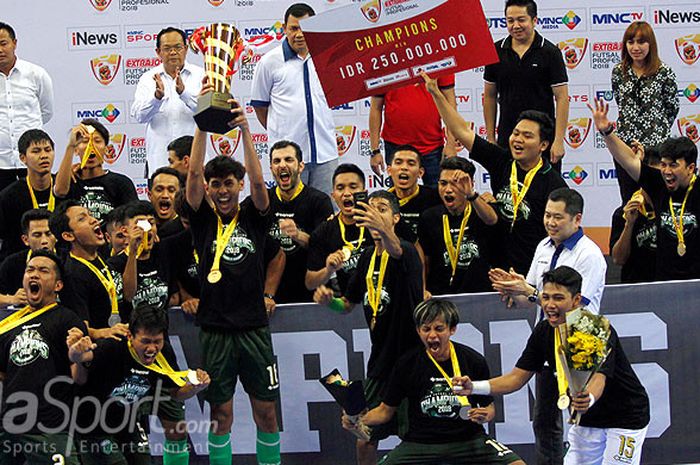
[303,0,498,107]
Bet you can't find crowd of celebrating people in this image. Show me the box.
[0,0,694,464]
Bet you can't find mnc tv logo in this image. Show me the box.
[677,115,700,143]
[675,34,700,65]
[105,134,126,164]
[565,118,591,148]
[336,126,357,156]
[681,84,700,103]
[558,38,588,69]
[210,129,241,157]
[361,0,381,23]
[566,166,589,185]
[90,55,121,85]
[89,0,112,11]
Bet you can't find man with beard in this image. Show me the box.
[185,89,281,465]
[0,251,85,464]
[314,190,423,465]
[267,140,333,303]
[148,167,185,238]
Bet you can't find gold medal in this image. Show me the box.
[342,247,352,261]
[678,242,687,257]
[459,405,471,420]
[187,370,201,385]
[370,316,376,331]
[208,269,222,283]
[557,394,570,410]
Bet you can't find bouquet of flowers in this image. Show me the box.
[556,308,611,424]
[319,369,370,441]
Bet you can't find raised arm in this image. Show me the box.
[421,72,476,151]
[587,99,641,181]
[55,125,86,197]
[369,96,385,175]
[236,104,269,212]
[483,82,498,144]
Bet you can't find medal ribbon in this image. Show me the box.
[69,253,118,317]
[623,189,655,221]
[80,128,104,169]
[442,203,472,281]
[365,249,389,328]
[275,181,304,202]
[26,176,55,212]
[510,159,543,228]
[127,340,189,387]
[0,302,58,335]
[669,174,697,251]
[554,328,569,400]
[426,342,469,407]
[338,216,365,251]
[388,186,420,206]
[210,209,240,277]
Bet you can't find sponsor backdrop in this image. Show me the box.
[4,0,700,247]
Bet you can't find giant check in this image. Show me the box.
[302,0,498,107]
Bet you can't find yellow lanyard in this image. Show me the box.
[124,232,148,259]
[338,216,365,251]
[193,249,199,265]
[365,249,389,331]
[554,328,570,409]
[426,342,469,407]
[208,209,240,282]
[0,302,58,335]
[69,252,118,316]
[80,127,104,169]
[669,174,696,256]
[388,185,420,206]
[127,340,189,387]
[276,182,304,202]
[510,159,543,228]
[623,188,655,221]
[26,176,55,212]
[442,203,472,284]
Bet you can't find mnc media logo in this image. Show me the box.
[681,83,700,103]
[567,166,589,185]
[562,11,582,30]
[74,103,122,124]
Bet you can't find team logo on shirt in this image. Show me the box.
[660,208,698,238]
[269,219,303,254]
[495,187,532,222]
[210,129,241,157]
[360,0,381,23]
[677,115,700,143]
[10,328,50,366]
[442,231,480,269]
[362,271,390,314]
[675,34,700,65]
[133,275,169,310]
[80,189,113,223]
[104,134,126,164]
[558,38,588,69]
[336,126,357,156]
[420,381,461,418]
[89,0,112,11]
[110,373,151,404]
[90,55,122,85]
[564,118,591,149]
[635,223,657,250]
[212,227,256,265]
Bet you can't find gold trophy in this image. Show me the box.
[189,23,250,134]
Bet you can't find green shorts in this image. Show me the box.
[200,326,280,404]
[378,435,522,465]
[139,396,186,423]
[75,422,150,465]
[0,432,79,465]
[364,377,408,442]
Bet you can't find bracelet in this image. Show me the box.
[467,191,479,202]
[588,393,596,408]
[329,297,345,314]
[471,380,491,395]
[599,124,615,137]
[264,293,275,300]
[371,149,381,156]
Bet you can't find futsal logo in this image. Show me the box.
[89,0,112,11]
[336,126,357,156]
[361,0,382,23]
[210,129,242,157]
[675,34,700,65]
[677,115,700,143]
[558,38,588,69]
[565,118,591,148]
[208,0,224,5]
[90,55,121,85]
[105,134,126,164]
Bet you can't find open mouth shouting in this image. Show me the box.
[157,199,172,218]
[142,349,158,365]
[426,339,442,355]
[277,170,292,188]
[93,224,105,243]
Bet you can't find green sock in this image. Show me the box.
[163,439,189,465]
[208,432,232,465]
[256,430,281,465]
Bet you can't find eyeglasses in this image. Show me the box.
[160,44,185,53]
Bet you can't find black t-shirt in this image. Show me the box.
[418,204,493,294]
[61,253,123,328]
[384,342,494,444]
[483,31,568,146]
[609,206,657,283]
[76,338,179,433]
[268,185,333,303]
[516,321,650,430]
[184,198,271,331]
[158,217,186,239]
[470,136,566,274]
[393,186,441,243]
[307,216,373,294]
[161,229,200,299]
[0,305,86,432]
[346,241,423,380]
[0,177,55,259]
[0,250,30,295]
[638,164,700,280]
[64,171,138,224]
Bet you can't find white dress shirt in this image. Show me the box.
[130,61,205,171]
[0,59,54,169]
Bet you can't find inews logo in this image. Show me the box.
[90,55,121,85]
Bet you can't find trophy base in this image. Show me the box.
[194,91,234,135]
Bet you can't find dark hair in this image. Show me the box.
[130,305,169,336]
[332,163,365,188]
[21,209,52,235]
[620,21,660,78]
[149,166,184,190]
[156,27,187,49]
[269,140,303,163]
[516,110,554,145]
[27,249,64,281]
[657,137,698,167]
[284,3,315,23]
[18,129,54,155]
[548,187,584,216]
[391,145,423,168]
[122,200,157,222]
[103,205,126,229]
[504,0,537,18]
[80,118,109,145]
[541,266,582,296]
[174,188,189,220]
[440,156,476,177]
[368,190,400,215]
[413,298,460,328]
[204,156,246,182]
[49,199,81,240]
[0,22,16,41]
[167,135,193,160]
